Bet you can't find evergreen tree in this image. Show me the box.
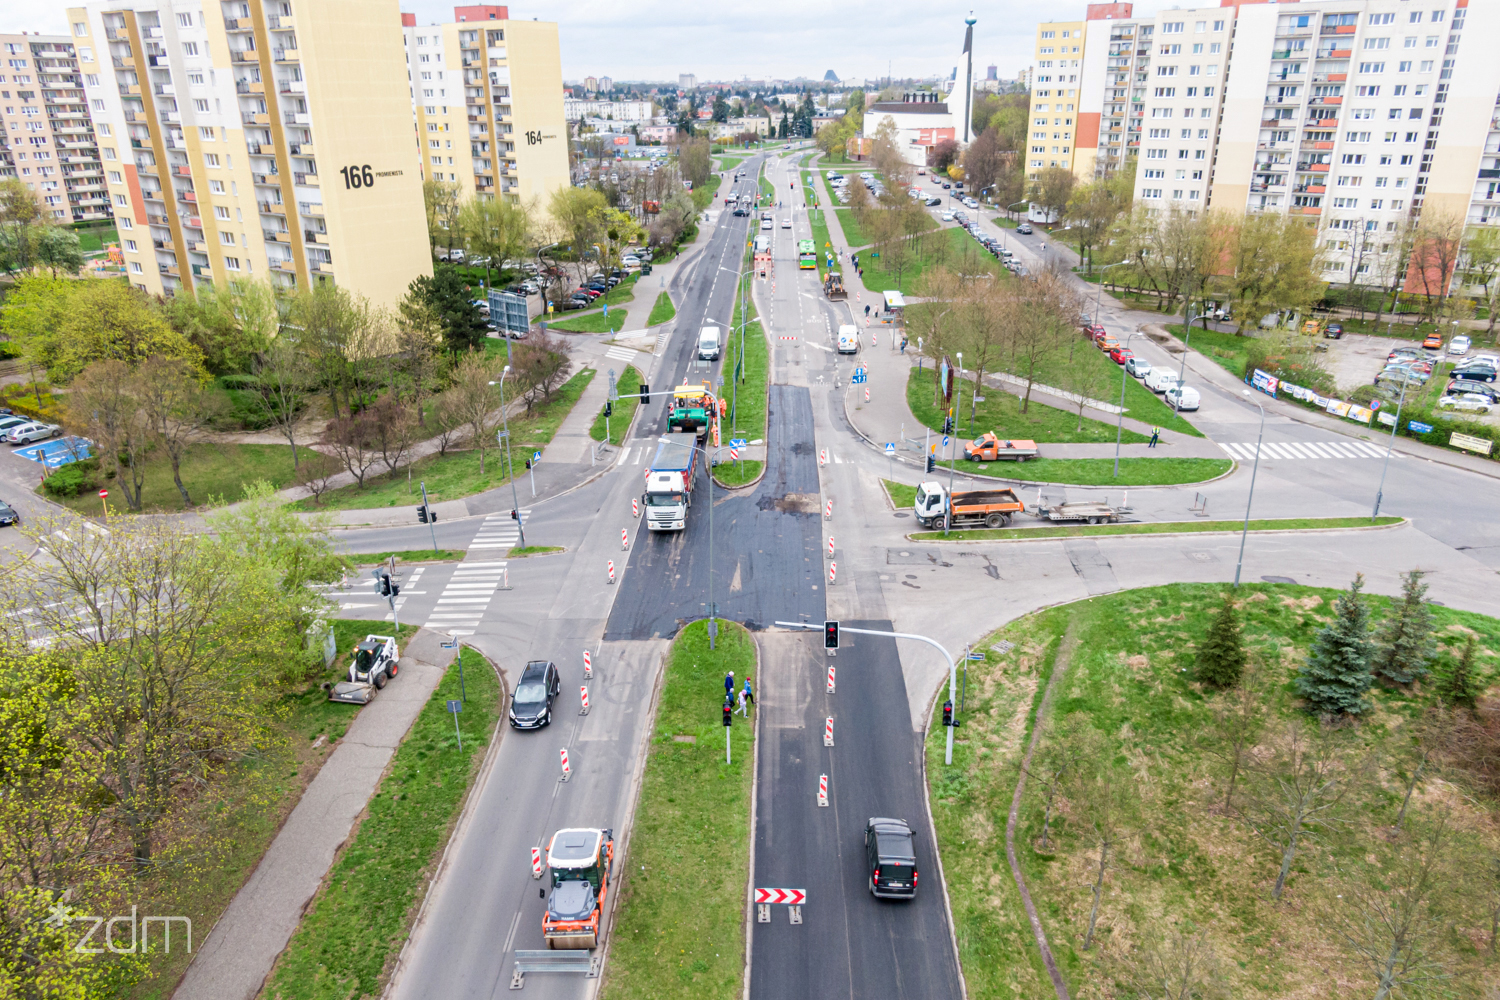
[1196,593,1247,689]
[1371,569,1435,686]
[778,109,790,139]
[1296,574,1374,717]
[1435,633,1480,710]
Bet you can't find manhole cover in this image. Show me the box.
[1260,575,1297,584]
[899,551,912,557]
[905,574,918,580]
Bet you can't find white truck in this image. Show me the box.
[643,437,700,531]
[698,326,722,361]
[837,324,860,354]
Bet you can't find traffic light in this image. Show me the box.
[824,620,840,650]
[604,400,613,418]
[925,455,936,473]
[525,457,532,471]
[417,505,428,524]
[510,508,519,521]
[641,383,650,405]
[375,571,392,598]
[942,701,954,727]
[723,700,733,727]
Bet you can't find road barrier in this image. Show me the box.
[818,773,828,807]
[607,560,615,584]
[580,685,590,716]
[621,528,629,550]
[632,497,640,518]
[864,387,870,403]
[828,561,836,586]
[827,663,836,693]
[498,566,512,591]
[559,748,571,782]
[824,716,834,746]
[824,498,833,520]
[827,535,834,558]
[583,649,592,678]
[531,847,543,878]
[819,448,828,466]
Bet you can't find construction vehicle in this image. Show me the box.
[912,482,1026,529]
[543,827,616,949]
[964,433,1039,462]
[667,383,718,438]
[824,271,848,300]
[1035,500,1131,524]
[328,634,400,704]
[643,436,700,531]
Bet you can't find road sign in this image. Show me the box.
[730,438,747,449]
[942,435,950,448]
[884,443,896,455]
[98,489,108,498]
[447,700,463,713]
[753,888,807,906]
[967,651,986,661]
[716,376,726,387]
[532,451,541,463]
[852,370,867,384]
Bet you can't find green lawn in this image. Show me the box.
[1167,323,1257,380]
[723,267,768,442]
[549,307,629,334]
[507,544,564,557]
[599,619,755,1000]
[345,550,466,564]
[648,291,677,326]
[53,442,297,515]
[910,515,1402,541]
[929,584,1500,1000]
[855,225,1001,296]
[907,367,1149,445]
[592,364,642,445]
[75,225,118,253]
[834,207,938,251]
[924,455,1232,486]
[264,647,499,1000]
[292,370,594,511]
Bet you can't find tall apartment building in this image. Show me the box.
[0,33,112,223]
[1024,17,1085,180]
[70,0,430,305]
[400,6,568,210]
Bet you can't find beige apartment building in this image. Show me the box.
[0,33,111,223]
[400,5,568,210]
[69,0,430,305]
[1025,17,1086,181]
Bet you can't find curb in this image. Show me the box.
[904,516,1410,544]
[919,681,970,1000]
[741,632,765,1000]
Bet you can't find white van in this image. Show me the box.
[754,235,770,253]
[836,324,860,354]
[1144,368,1182,394]
[1165,385,1200,411]
[698,326,722,361]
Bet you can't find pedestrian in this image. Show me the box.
[900,336,908,354]
[736,687,749,716]
[725,669,735,697]
[743,676,755,709]
[1148,425,1161,448]
[864,304,871,318]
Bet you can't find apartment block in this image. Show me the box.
[401,5,568,210]
[1025,17,1085,180]
[0,33,112,223]
[1074,6,1147,180]
[562,98,654,122]
[70,0,430,305]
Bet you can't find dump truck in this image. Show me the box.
[1035,500,1130,524]
[543,827,615,949]
[328,634,399,705]
[824,271,848,300]
[643,436,699,531]
[667,383,717,437]
[964,433,1039,462]
[912,481,1026,529]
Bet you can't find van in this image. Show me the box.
[1143,368,1180,394]
[1165,385,1200,411]
[754,235,770,253]
[837,324,860,354]
[698,326,722,361]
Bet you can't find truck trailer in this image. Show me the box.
[643,437,700,531]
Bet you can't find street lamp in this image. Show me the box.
[1094,260,1131,326]
[1112,331,1139,478]
[489,368,525,548]
[1233,389,1266,587]
[945,352,963,534]
[1008,200,1029,224]
[1173,305,1198,414]
[1372,371,1414,520]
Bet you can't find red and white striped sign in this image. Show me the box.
[559,748,571,779]
[824,716,834,746]
[99,490,108,498]
[827,664,836,694]
[607,560,615,584]
[778,335,798,341]
[531,847,543,878]
[753,888,807,906]
[632,497,640,518]
[827,535,834,557]
[818,773,829,807]
[871,332,877,348]
[729,447,739,460]
[828,561,836,585]
[622,528,629,550]
[824,499,833,519]
[864,387,870,403]
[580,685,590,714]
[582,649,592,678]
[819,449,828,466]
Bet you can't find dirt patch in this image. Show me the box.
[757,492,821,514]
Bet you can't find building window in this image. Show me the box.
[124,239,137,251]
[129,261,142,274]
[177,12,193,26]
[183,42,199,56]
[73,21,87,36]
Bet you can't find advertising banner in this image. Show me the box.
[1326,399,1352,418]
[1250,369,1279,396]
[1450,432,1494,456]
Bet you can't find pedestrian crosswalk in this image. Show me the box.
[469,509,529,549]
[655,329,671,354]
[1218,440,1397,461]
[604,345,637,364]
[618,445,648,466]
[422,561,509,636]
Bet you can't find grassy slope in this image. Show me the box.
[293,369,594,511]
[600,620,755,1000]
[648,292,677,327]
[919,455,1231,487]
[907,367,1149,446]
[856,226,1001,297]
[56,443,297,515]
[264,647,499,1000]
[550,308,630,334]
[910,515,1402,541]
[592,364,642,445]
[715,251,768,487]
[929,584,1500,1000]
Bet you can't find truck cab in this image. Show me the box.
[837,324,860,354]
[644,471,688,531]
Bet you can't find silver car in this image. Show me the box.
[6,422,62,444]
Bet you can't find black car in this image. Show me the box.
[1324,322,1344,339]
[1016,223,1033,235]
[0,499,17,527]
[1446,378,1500,400]
[865,817,918,899]
[510,660,561,729]
[1449,364,1497,383]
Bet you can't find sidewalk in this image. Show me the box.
[171,630,457,1000]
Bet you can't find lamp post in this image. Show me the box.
[1233,389,1266,587]
[489,369,525,548]
[1008,200,1029,224]
[1093,260,1130,326]
[1371,371,1413,520]
[1174,306,1198,414]
[1112,331,1139,478]
[944,352,963,536]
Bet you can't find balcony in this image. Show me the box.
[275,259,297,272]
[1291,205,1323,216]
[1321,49,1352,60]
[191,241,207,252]
[191,264,211,277]
[1309,96,1343,106]
[304,229,327,244]
[184,217,202,228]
[118,83,141,96]
[151,238,173,250]
[179,190,197,204]
[1321,24,1357,35]
[267,14,296,29]
[159,263,179,276]
[253,172,280,185]
[174,165,192,176]
[223,17,253,31]
[232,50,258,63]
[279,80,307,95]
[289,143,314,155]
[159,111,182,124]
[258,201,286,214]
[298,201,323,215]
[264,229,290,242]
[236,80,266,94]
[293,172,318,186]
[284,112,310,125]
[1296,162,1331,172]
[273,48,300,63]
[154,83,175,97]
[1294,185,1327,194]
[243,112,271,126]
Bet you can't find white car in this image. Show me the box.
[781,218,792,229]
[1439,392,1493,413]
[941,211,954,221]
[760,218,772,230]
[6,422,62,444]
[1164,385,1201,411]
[1144,368,1183,394]
[1448,335,1472,356]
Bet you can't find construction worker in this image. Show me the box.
[1149,426,1161,448]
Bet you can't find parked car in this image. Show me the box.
[1388,347,1426,362]
[1096,337,1121,353]
[1448,335,1472,356]
[0,499,17,527]
[509,660,561,729]
[1125,358,1153,379]
[0,416,29,436]
[925,197,942,206]
[1422,332,1444,350]
[865,817,918,900]
[1448,363,1497,383]
[1439,392,1494,414]
[1144,369,1183,394]
[1083,324,1107,340]
[1324,322,1344,339]
[1444,379,1500,402]
[1016,223,1033,234]
[1164,385,1201,411]
[1109,346,1134,365]
[5,422,61,444]
[781,218,792,228]
[940,211,954,221]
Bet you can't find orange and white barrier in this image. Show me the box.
[580,685,590,716]
[818,774,829,807]
[607,560,615,584]
[531,847,543,878]
[827,664,836,693]
[559,748,571,782]
[824,716,834,747]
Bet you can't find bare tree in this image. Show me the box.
[67,359,152,511]
[1237,720,1355,899]
[1408,212,1466,323]
[322,409,382,488]
[134,356,213,507]
[1120,925,1227,1000]
[293,450,340,505]
[511,330,574,412]
[252,336,312,469]
[1195,656,1267,813]
[1025,714,1105,851]
[366,394,417,476]
[448,351,502,474]
[1009,265,1082,413]
[1071,765,1135,950]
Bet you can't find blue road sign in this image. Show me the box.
[967,651,985,661]
[854,367,866,379]
[730,438,747,449]
[447,700,463,713]
[532,451,542,462]
[884,443,896,455]
[942,435,950,448]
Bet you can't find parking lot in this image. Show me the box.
[1322,330,1500,425]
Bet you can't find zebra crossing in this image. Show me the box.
[604,345,638,364]
[469,510,529,550]
[654,329,671,354]
[1218,440,1397,461]
[422,561,509,636]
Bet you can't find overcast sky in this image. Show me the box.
[14,0,1179,84]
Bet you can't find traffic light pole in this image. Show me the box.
[774,621,958,765]
[420,481,438,555]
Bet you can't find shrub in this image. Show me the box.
[41,462,96,498]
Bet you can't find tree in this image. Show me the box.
[1433,633,1480,710]
[1297,573,1374,717]
[251,336,312,469]
[367,394,416,476]
[1237,720,1353,899]
[1008,265,1081,413]
[548,185,608,286]
[1460,225,1500,337]
[165,279,279,376]
[204,480,344,625]
[1064,181,1125,276]
[1026,714,1104,851]
[1408,212,1466,322]
[67,360,152,511]
[0,178,45,275]
[291,281,387,420]
[1226,213,1323,335]
[1070,764,1135,949]
[322,408,382,488]
[1029,166,1075,225]
[1197,593,1247,689]
[459,195,533,288]
[676,136,713,192]
[1120,925,1228,1000]
[961,126,1004,198]
[134,356,213,507]
[1196,658,1266,813]
[1372,570,1435,687]
[711,93,729,123]
[423,178,463,257]
[929,137,959,172]
[29,226,84,278]
[393,302,445,428]
[511,329,574,411]
[448,352,502,474]
[403,267,488,352]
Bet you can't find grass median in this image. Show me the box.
[714,254,769,489]
[892,455,1231,487]
[592,364,642,446]
[600,619,756,1000]
[648,292,676,327]
[909,515,1403,541]
[907,367,1148,445]
[346,550,466,565]
[264,646,500,1000]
